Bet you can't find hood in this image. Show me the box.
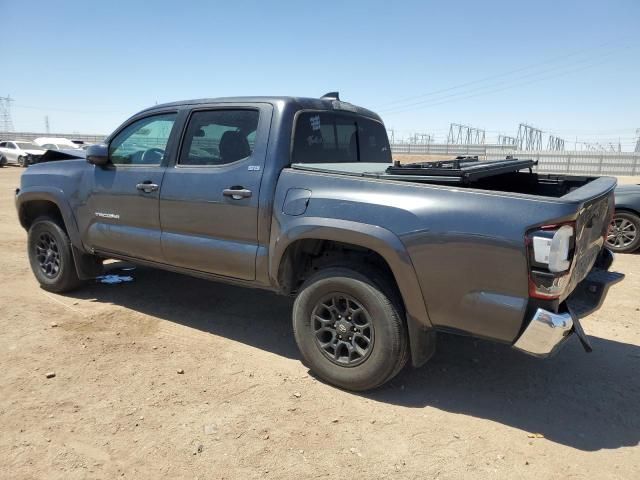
[39,149,86,162]
[24,149,46,155]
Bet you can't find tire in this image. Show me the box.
[18,156,27,168]
[293,266,408,391]
[606,211,640,253]
[27,217,84,293]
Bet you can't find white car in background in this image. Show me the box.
[33,137,82,151]
[0,140,46,167]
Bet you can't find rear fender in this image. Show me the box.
[271,217,436,367]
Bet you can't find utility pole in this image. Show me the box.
[45,115,50,134]
[0,95,14,132]
[447,123,485,145]
[516,123,543,151]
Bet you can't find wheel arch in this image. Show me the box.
[17,188,83,250]
[271,218,436,367]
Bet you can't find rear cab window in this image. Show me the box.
[292,112,391,165]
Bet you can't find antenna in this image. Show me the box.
[321,92,340,100]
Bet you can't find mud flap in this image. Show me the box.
[408,319,437,367]
[72,246,104,280]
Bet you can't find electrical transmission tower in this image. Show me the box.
[408,133,432,145]
[447,123,485,145]
[45,115,50,134]
[0,95,14,132]
[516,123,543,151]
[635,129,640,153]
[547,135,565,151]
[498,135,517,147]
[387,129,395,144]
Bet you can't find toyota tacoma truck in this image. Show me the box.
[15,93,624,391]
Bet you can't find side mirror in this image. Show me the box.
[86,144,109,166]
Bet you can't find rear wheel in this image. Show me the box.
[293,267,408,391]
[607,211,640,253]
[27,217,83,292]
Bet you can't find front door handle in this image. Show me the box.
[136,182,159,193]
[223,187,252,200]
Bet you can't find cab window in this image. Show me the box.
[292,112,391,164]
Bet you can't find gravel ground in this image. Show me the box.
[1,166,638,479]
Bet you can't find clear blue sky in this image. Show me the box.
[3,0,639,148]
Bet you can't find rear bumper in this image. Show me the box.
[514,250,624,357]
[513,308,573,356]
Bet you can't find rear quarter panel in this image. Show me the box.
[273,169,584,343]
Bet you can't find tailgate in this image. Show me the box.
[560,177,616,301]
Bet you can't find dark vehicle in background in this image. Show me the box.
[14,94,623,391]
[608,184,640,253]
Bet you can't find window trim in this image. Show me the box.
[174,106,261,169]
[105,110,179,169]
[289,109,390,166]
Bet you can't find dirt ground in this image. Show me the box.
[1,165,638,479]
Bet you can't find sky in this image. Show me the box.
[3,0,639,149]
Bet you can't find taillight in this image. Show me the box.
[526,222,575,299]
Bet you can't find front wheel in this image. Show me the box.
[27,217,83,292]
[607,211,640,253]
[18,156,27,167]
[292,267,408,391]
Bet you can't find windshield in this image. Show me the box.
[16,142,43,150]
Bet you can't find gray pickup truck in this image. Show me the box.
[15,93,623,391]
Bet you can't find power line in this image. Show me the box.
[375,40,622,110]
[381,46,632,116]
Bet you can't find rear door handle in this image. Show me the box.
[136,182,159,193]
[223,187,252,200]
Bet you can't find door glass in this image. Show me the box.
[109,113,177,166]
[179,110,259,166]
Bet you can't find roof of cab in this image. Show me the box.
[139,96,382,122]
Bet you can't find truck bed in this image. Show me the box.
[291,158,605,199]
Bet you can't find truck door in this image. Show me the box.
[83,112,178,262]
[159,104,272,280]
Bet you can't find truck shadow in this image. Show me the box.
[68,263,639,452]
[370,334,640,452]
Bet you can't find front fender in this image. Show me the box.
[271,217,436,367]
[15,186,83,250]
